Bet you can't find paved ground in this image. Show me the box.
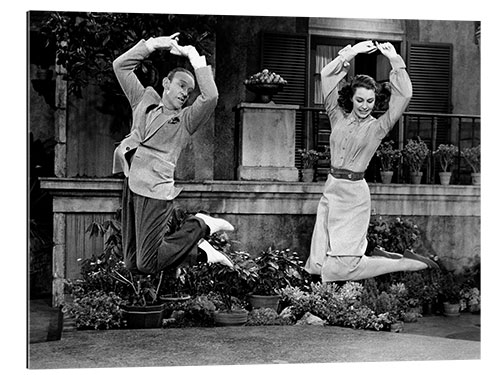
[27,298,482,370]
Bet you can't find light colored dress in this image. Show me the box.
[304,45,412,281]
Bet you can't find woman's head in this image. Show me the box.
[338,74,391,118]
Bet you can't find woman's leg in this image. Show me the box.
[305,195,330,275]
[351,256,427,280]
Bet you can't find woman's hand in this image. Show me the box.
[375,41,398,59]
[352,40,377,55]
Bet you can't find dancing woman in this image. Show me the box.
[305,40,438,282]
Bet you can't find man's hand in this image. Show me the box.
[352,40,377,55]
[375,41,398,59]
[170,41,200,60]
[146,32,180,52]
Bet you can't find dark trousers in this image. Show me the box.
[122,178,208,274]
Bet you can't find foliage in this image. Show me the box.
[40,11,217,97]
[433,143,459,172]
[250,246,306,295]
[460,287,480,312]
[62,286,124,330]
[366,216,422,255]
[279,282,395,331]
[246,308,291,326]
[461,145,481,173]
[376,140,402,171]
[185,232,258,312]
[297,149,321,169]
[438,272,462,304]
[403,137,429,173]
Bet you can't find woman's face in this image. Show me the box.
[352,87,375,119]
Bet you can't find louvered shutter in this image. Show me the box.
[407,43,453,144]
[406,42,453,183]
[261,32,309,167]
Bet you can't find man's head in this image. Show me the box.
[162,68,196,110]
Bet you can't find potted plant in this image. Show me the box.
[439,272,462,317]
[461,144,480,185]
[159,267,192,303]
[433,143,459,185]
[200,233,258,326]
[81,218,168,329]
[249,247,305,312]
[298,148,321,182]
[403,137,429,184]
[375,140,402,184]
[244,68,287,103]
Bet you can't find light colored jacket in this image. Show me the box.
[112,40,218,200]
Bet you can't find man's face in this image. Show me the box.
[163,71,195,110]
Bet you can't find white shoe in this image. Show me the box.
[198,240,234,268]
[195,213,234,234]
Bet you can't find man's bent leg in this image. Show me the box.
[133,195,209,274]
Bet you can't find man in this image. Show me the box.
[113,32,233,275]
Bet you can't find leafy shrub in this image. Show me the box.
[62,285,124,330]
[246,308,291,326]
[367,216,422,255]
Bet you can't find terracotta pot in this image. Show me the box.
[121,303,166,329]
[471,172,480,186]
[380,171,394,184]
[214,309,248,326]
[301,168,315,182]
[410,171,423,184]
[439,171,452,185]
[443,302,461,317]
[249,294,281,312]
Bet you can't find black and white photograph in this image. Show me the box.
[21,1,497,374]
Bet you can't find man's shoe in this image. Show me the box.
[195,213,234,234]
[198,239,234,268]
[403,249,439,269]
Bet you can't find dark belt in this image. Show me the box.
[330,167,365,181]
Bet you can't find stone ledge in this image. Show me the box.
[40,178,480,216]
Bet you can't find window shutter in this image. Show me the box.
[407,42,452,114]
[407,42,453,183]
[261,32,309,166]
[407,43,452,145]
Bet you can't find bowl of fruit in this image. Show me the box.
[244,69,288,103]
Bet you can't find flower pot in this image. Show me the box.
[214,309,248,326]
[390,321,404,333]
[249,294,281,312]
[380,171,394,184]
[301,168,315,182]
[159,294,191,303]
[121,303,166,329]
[410,171,423,184]
[443,302,460,317]
[471,172,480,186]
[439,171,452,185]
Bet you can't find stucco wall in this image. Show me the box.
[214,16,305,180]
[417,20,480,115]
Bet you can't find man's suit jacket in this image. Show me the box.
[112,40,218,200]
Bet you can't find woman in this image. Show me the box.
[305,40,438,282]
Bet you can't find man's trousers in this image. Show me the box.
[121,178,208,274]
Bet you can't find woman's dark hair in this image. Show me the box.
[338,74,392,113]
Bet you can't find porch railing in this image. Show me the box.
[296,107,480,185]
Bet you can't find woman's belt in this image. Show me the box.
[330,167,365,181]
